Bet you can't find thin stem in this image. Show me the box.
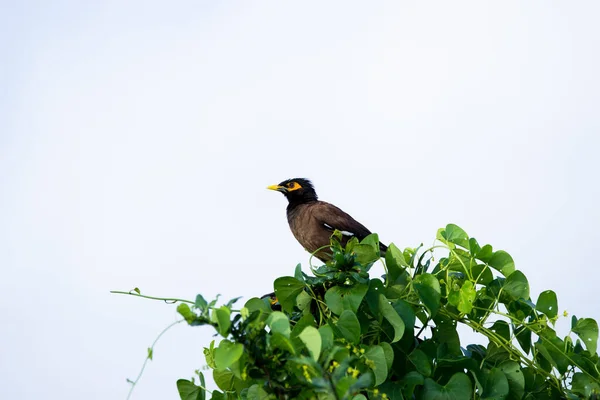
[126,319,183,400]
[111,290,194,305]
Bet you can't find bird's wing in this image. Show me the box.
[310,201,373,240]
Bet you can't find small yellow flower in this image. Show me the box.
[563,310,568,317]
[373,389,379,395]
[360,348,365,354]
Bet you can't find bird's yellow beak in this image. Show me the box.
[267,184,285,192]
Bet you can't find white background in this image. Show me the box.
[1,2,599,399]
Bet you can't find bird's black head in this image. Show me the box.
[267,178,318,205]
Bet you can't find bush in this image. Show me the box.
[118,224,600,399]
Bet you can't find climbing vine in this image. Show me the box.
[114,224,600,399]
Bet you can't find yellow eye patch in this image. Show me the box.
[286,181,302,191]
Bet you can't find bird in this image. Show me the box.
[267,178,387,262]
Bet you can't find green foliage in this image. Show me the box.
[119,225,600,399]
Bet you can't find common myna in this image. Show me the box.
[268,178,387,262]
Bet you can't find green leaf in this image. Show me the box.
[324,283,368,315]
[365,345,388,386]
[177,303,196,324]
[423,373,472,400]
[294,263,304,281]
[536,290,558,319]
[273,276,305,313]
[214,306,231,336]
[457,280,476,314]
[246,384,273,400]
[244,297,271,314]
[176,379,204,400]
[269,332,296,354]
[514,325,531,354]
[498,361,525,400]
[267,311,291,338]
[214,340,244,370]
[319,325,334,351]
[379,294,405,342]
[147,347,153,361]
[385,243,409,283]
[400,371,425,398]
[354,243,380,266]
[351,395,367,400]
[414,273,441,317]
[296,290,312,311]
[213,369,234,392]
[482,368,509,400]
[195,294,208,311]
[571,372,600,398]
[379,342,394,371]
[488,250,515,277]
[298,326,321,361]
[336,310,361,344]
[443,224,469,248]
[361,233,380,252]
[409,349,432,377]
[203,340,216,369]
[572,318,599,354]
[503,270,529,301]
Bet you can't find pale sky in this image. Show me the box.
[1,2,599,399]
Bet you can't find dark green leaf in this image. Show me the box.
[324,283,368,315]
[536,290,558,319]
[399,371,425,398]
[414,273,441,317]
[273,277,305,313]
[195,294,208,311]
[423,373,472,400]
[503,270,529,301]
[336,310,361,344]
[498,361,525,400]
[177,379,204,400]
[572,318,598,354]
[571,372,600,398]
[409,349,432,377]
[514,325,531,354]
[379,342,394,371]
[490,320,510,342]
[482,368,509,400]
[379,294,405,343]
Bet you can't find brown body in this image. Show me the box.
[269,178,386,262]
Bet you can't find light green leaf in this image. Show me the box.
[267,311,290,338]
[443,224,469,249]
[247,384,274,400]
[457,280,476,314]
[414,273,441,317]
[378,294,405,342]
[364,345,388,386]
[319,325,334,351]
[177,303,196,324]
[273,276,305,313]
[336,310,361,344]
[385,243,409,284]
[214,306,231,336]
[299,326,321,361]
[214,340,244,370]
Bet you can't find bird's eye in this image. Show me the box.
[287,182,302,191]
